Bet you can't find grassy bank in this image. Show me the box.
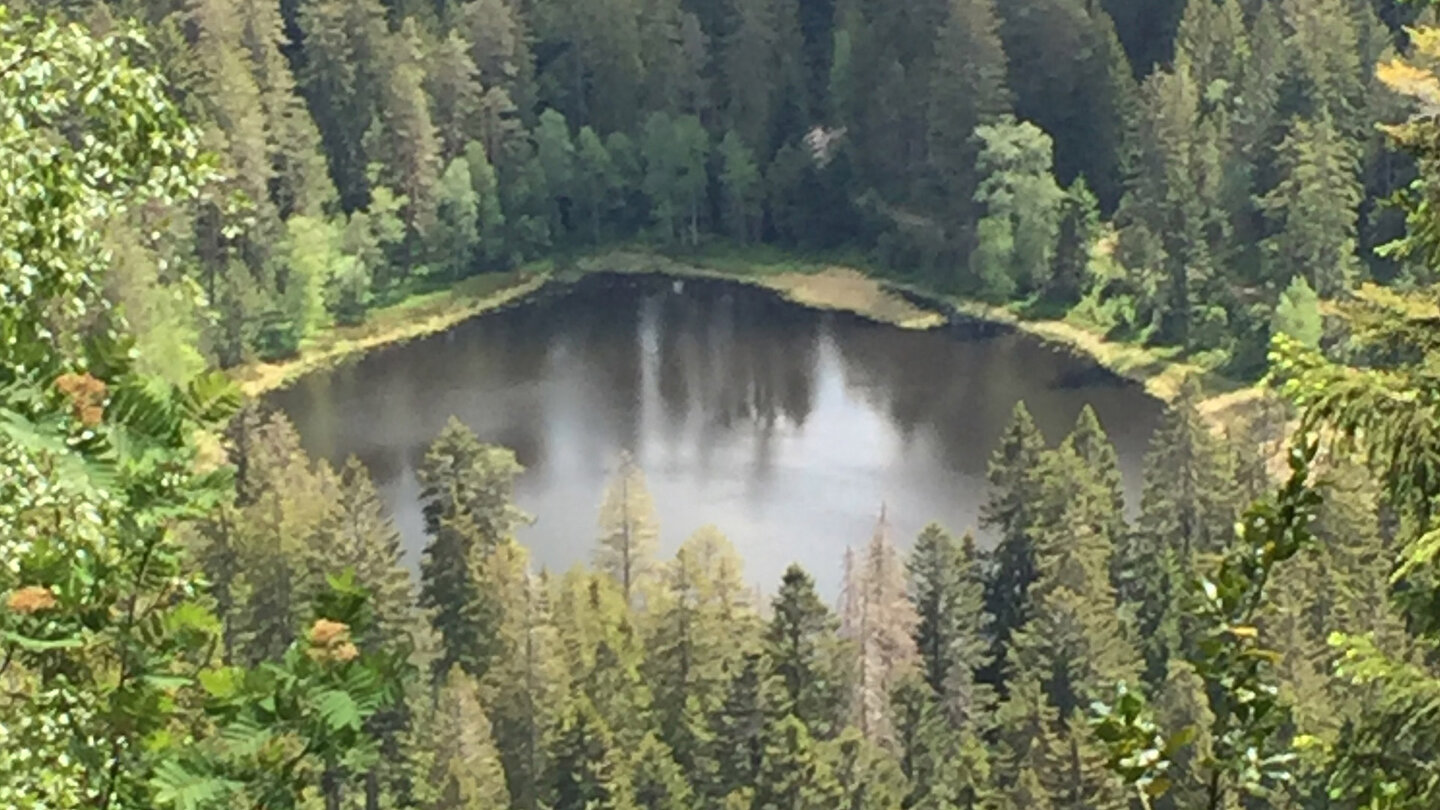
[232,268,551,396]
[570,249,946,329]
[235,245,1271,434]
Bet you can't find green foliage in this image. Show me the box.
[433,156,481,280]
[418,417,528,681]
[765,565,849,740]
[1092,442,1322,808]
[1270,275,1322,349]
[972,117,1065,298]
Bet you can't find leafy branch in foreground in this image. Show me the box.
[1092,441,1321,810]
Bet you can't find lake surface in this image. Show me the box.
[269,273,1162,596]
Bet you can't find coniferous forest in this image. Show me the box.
[11,0,1440,808]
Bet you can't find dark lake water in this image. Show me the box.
[268,273,1162,596]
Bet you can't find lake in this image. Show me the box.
[268,272,1163,596]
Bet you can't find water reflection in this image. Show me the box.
[270,273,1161,595]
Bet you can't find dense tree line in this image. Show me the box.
[156,384,1400,809]
[21,0,1427,378]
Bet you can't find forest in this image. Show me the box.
[7,0,1440,807]
[7,0,1431,381]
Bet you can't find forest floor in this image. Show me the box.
[233,244,1275,436]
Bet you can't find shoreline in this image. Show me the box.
[232,247,1268,429]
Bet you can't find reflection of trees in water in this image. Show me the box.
[832,323,1073,475]
[652,281,820,439]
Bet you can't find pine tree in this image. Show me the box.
[425,29,487,162]
[765,564,849,739]
[312,457,416,651]
[369,19,444,265]
[907,525,994,728]
[549,697,635,810]
[630,733,693,810]
[1259,113,1363,296]
[752,715,843,810]
[596,451,661,608]
[482,556,563,810]
[982,402,1047,686]
[709,652,768,799]
[925,0,1010,232]
[425,668,513,810]
[418,417,528,680]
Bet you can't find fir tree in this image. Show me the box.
[630,733,693,810]
[925,0,1011,234]
[418,417,528,681]
[765,564,849,739]
[709,652,768,799]
[312,457,416,651]
[982,402,1047,686]
[752,715,843,810]
[550,697,635,810]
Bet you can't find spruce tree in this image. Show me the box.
[981,402,1047,686]
[575,127,619,243]
[550,697,635,810]
[482,553,563,810]
[424,29,487,162]
[312,457,416,651]
[296,0,388,209]
[718,130,764,243]
[925,0,1010,233]
[752,715,843,810]
[1259,113,1363,296]
[369,19,444,266]
[765,564,849,739]
[418,417,527,681]
[462,140,508,266]
[646,527,757,771]
[1119,378,1238,680]
[709,652,768,800]
[1061,405,1127,545]
[630,733,693,810]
